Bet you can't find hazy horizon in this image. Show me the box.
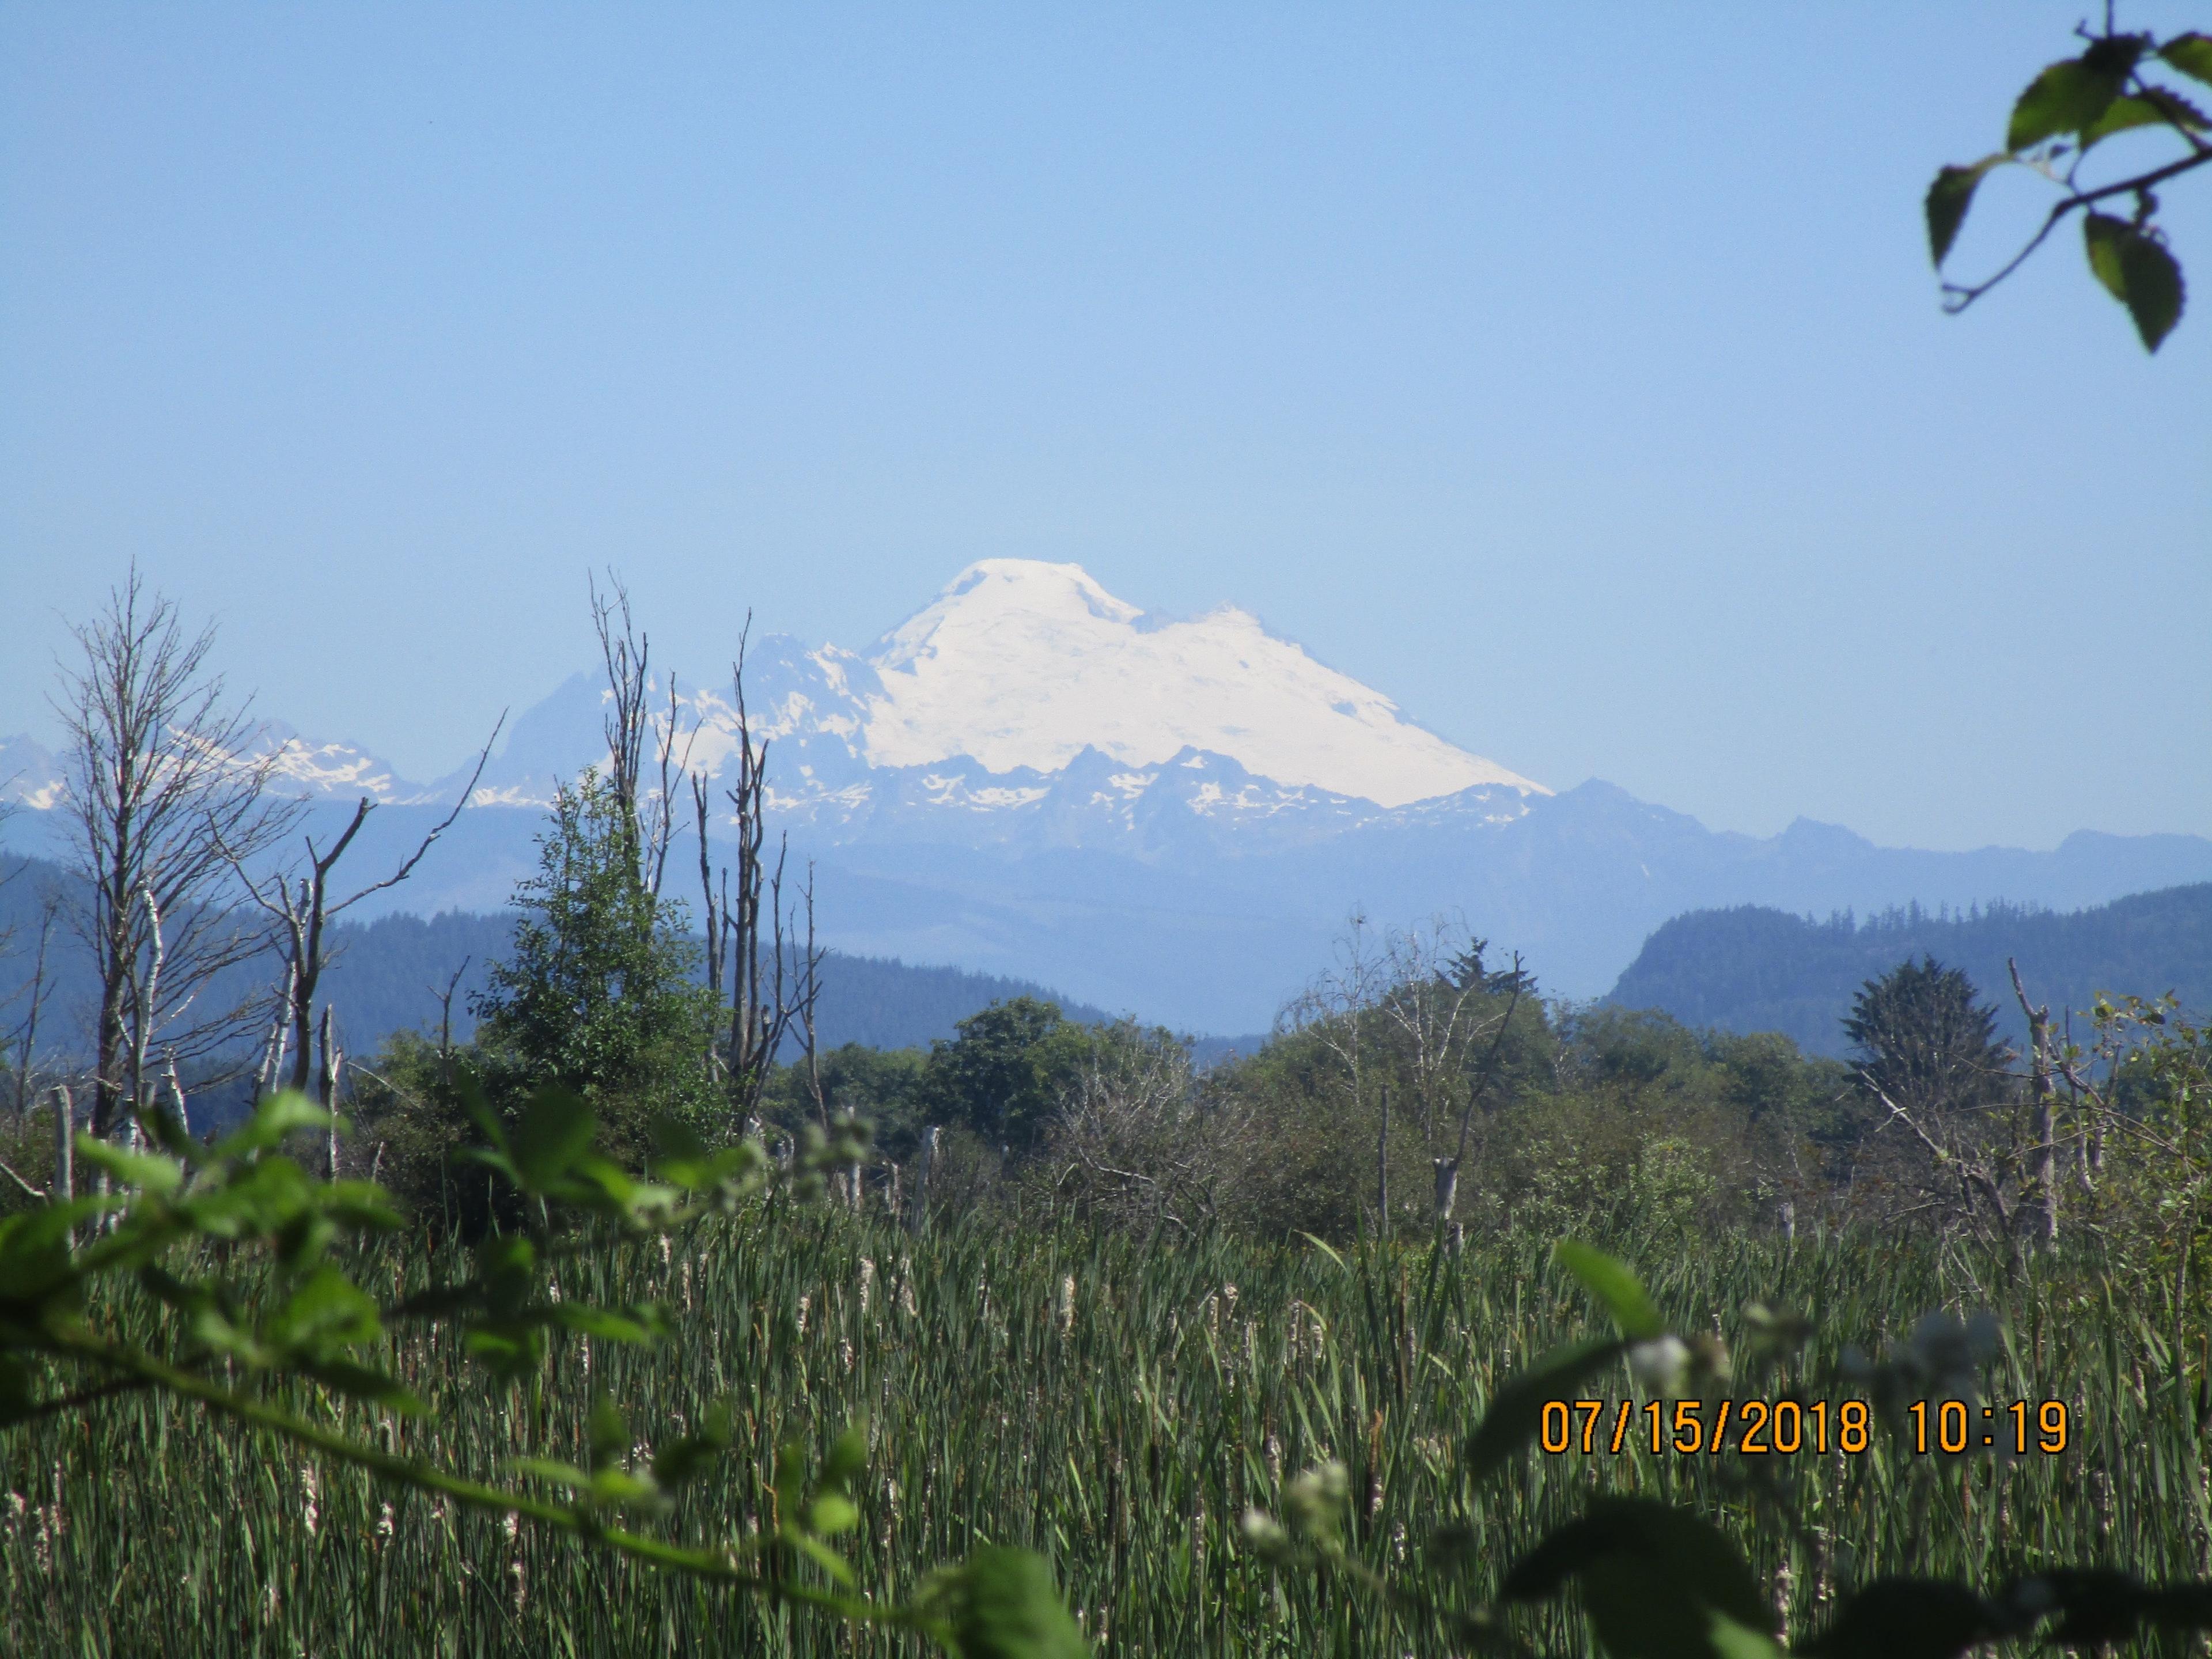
[5,5,2208,853]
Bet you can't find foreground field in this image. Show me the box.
[5,1208,2203,1657]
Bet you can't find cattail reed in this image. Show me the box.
[12,1202,2191,1656]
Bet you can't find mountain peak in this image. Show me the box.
[857,559,1545,809]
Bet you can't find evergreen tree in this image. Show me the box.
[1843,955,2012,1119]
[472,769,717,1147]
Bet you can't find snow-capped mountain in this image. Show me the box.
[446,559,1547,850]
[857,560,1541,806]
[0,734,64,810]
[0,725,441,810]
[6,559,2210,1032]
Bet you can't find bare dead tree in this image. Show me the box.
[160,1052,191,1140]
[7,893,58,1119]
[255,957,295,1103]
[122,876,167,1143]
[2008,957,2063,1249]
[1434,953,1527,1226]
[590,572,694,902]
[1285,910,1384,1188]
[432,957,471,1090]
[52,1085,72,1212]
[1039,1029,1245,1234]
[698,620,814,1128]
[318,1004,342,1179]
[0,1085,75,1222]
[225,720,499,1105]
[54,571,297,1141]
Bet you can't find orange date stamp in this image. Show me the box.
[1539,1398,2070,1456]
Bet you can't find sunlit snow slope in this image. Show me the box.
[861,560,1544,808]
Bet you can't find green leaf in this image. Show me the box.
[464,1325,548,1378]
[2031,1570,2155,1647]
[1504,1499,1766,1628]
[1464,1337,1626,1480]
[1805,1579,1990,1659]
[588,1468,662,1509]
[823,1420,871,1487]
[0,1355,35,1426]
[2147,1582,2212,1631]
[1707,1612,1789,1659]
[2084,213,2187,351]
[303,1359,426,1416]
[550,1303,662,1344]
[2008,53,2134,149]
[946,1547,1091,1659]
[789,1530,858,1588]
[208,1092,333,1160]
[72,1135,182,1195]
[586,1396,628,1466]
[806,1493,861,1536]
[651,1404,733,1488]
[1298,1232,1347,1271]
[0,1196,119,1295]
[512,1457,594,1493]
[2161,33,2212,87]
[266,1265,381,1354]
[1925,156,2007,266]
[2081,89,2212,150]
[512,1088,597,1190]
[1554,1241,1665,1339]
[1505,1500,1769,1659]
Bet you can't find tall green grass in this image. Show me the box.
[5,1209,2204,1656]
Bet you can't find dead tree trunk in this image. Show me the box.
[52,1084,72,1210]
[1434,961,1524,1229]
[702,619,811,1128]
[2009,958,2061,1250]
[912,1125,940,1234]
[318,1004,342,1179]
[1431,1157,1459,1223]
[1376,1085,1391,1241]
[224,727,497,1103]
[163,1054,191,1140]
[9,899,56,1118]
[59,571,298,1142]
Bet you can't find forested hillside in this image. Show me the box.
[0,854,1112,1061]
[1608,884,2212,1056]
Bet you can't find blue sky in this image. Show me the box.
[2,3,2206,851]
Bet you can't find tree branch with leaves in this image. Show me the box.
[1929,18,2211,350]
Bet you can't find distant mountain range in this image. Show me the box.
[0,854,1135,1067]
[7,559,2211,1032]
[1608,884,2212,1059]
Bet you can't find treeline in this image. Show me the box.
[0,851,1111,1095]
[10,573,2205,1279]
[1609,885,2212,1057]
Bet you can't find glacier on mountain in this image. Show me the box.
[857,560,1544,808]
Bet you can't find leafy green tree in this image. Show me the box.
[472,770,717,1153]
[1929,15,2211,350]
[918,997,1097,1150]
[768,1041,930,1154]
